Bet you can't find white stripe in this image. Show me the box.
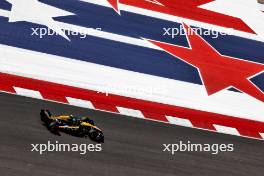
[117,107,145,118]
[0,9,9,17]
[166,116,193,127]
[59,22,160,50]
[199,0,264,40]
[13,87,43,99]
[0,44,263,122]
[259,3,264,11]
[213,125,240,136]
[260,133,264,139]
[66,97,95,109]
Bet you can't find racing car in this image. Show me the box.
[40,109,104,143]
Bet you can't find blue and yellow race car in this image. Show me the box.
[40,109,104,143]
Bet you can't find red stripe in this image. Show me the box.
[143,112,168,122]
[0,72,263,139]
[93,102,119,113]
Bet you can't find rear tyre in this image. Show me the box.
[40,109,52,124]
[46,110,52,116]
[48,121,58,134]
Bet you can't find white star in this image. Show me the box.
[199,0,264,39]
[6,0,75,41]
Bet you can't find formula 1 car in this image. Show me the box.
[40,109,104,143]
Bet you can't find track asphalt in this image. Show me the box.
[0,92,263,176]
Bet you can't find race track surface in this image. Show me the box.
[0,92,263,176]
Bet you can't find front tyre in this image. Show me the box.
[89,128,104,143]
